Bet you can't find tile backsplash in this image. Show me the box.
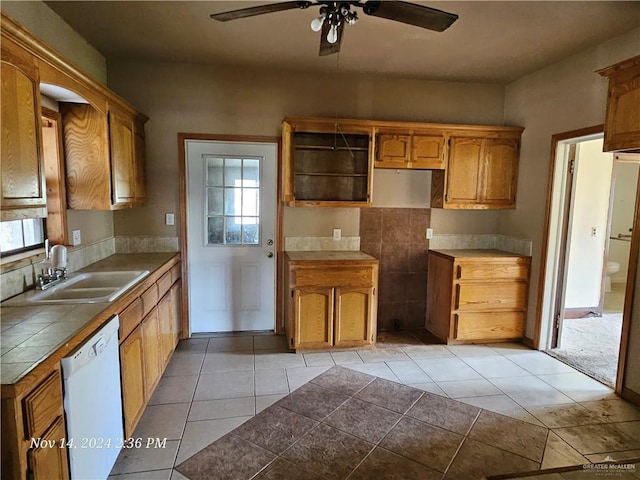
[429,234,533,256]
[115,236,179,253]
[284,236,360,251]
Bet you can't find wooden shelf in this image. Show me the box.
[295,172,368,177]
[295,145,369,152]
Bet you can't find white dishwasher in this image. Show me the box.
[61,315,123,480]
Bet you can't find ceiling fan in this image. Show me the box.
[210,1,458,56]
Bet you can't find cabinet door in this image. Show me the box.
[61,103,112,209]
[170,283,182,348]
[141,307,162,400]
[334,287,374,347]
[412,135,445,169]
[120,326,146,438]
[294,287,333,349]
[109,109,136,206]
[600,56,640,152]
[0,39,46,216]
[376,134,411,168]
[446,137,483,205]
[28,417,69,480]
[481,138,519,207]
[157,292,174,367]
[133,118,147,205]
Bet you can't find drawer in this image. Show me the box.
[157,271,172,299]
[140,284,158,318]
[453,312,524,340]
[291,266,375,288]
[455,282,527,311]
[455,259,529,281]
[119,297,143,340]
[170,264,181,284]
[23,370,63,438]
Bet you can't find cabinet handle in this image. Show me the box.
[456,265,462,279]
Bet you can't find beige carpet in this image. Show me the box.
[546,313,622,388]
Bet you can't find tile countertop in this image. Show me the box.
[429,248,531,259]
[0,252,177,386]
[285,251,378,262]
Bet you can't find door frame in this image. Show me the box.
[536,124,640,397]
[177,133,283,338]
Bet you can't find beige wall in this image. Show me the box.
[107,61,506,239]
[0,1,107,84]
[503,27,640,395]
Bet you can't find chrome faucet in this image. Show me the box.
[36,240,68,290]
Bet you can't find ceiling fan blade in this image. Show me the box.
[211,1,311,22]
[362,1,458,32]
[319,21,344,56]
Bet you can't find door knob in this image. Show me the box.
[266,252,274,258]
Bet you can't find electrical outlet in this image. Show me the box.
[333,228,341,241]
[72,230,81,246]
[591,227,597,237]
[426,228,434,240]
[165,213,175,226]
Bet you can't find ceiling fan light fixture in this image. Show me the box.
[310,14,325,32]
[327,24,339,44]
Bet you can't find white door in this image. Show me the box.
[186,140,277,333]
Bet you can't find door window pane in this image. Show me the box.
[205,156,261,245]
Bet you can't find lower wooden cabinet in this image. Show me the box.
[285,252,378,351]
[27,417,69,480]
[118,258,182,438]
[426,249,530,344]
[141,307,162,400]
[120,325,146,438]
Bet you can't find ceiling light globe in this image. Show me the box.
[310,15,325,32]
[327,24,338,44]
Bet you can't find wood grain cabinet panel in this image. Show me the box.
[431,130,522,210]
[22,371,63,439]
[27,417,69,480]
[0,37,46,219]
[375,133,445,169]
[427,250,530,344]
[120,325,146,438]
[60,102,147,210]
[598,55,640,152]
[285,254,378,351]
[141,307,162,399]
[295,288,334,349]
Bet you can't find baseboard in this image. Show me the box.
[621,387,640,406]
[522,336,535,349]
[564,307,603,319]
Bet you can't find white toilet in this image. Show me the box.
[605,261,620,292]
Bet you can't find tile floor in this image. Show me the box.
[108,332,640,480]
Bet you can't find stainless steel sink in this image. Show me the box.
[23,270,149,304]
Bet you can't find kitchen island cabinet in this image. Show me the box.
[426,249,530,344]
[285,251,379,350]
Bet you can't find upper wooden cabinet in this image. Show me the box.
[598,55,640,152]
[282,117,523,209]
[1,13,148,214]
[0,36,47,220]
[282,118,374,207]
[375,132,445,169]
[60,102,146,210]
[431,129,522,209]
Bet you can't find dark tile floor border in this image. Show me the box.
[176,365,550,480]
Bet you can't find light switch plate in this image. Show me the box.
[426,228,434,239]
[166,213,175,226]
[72,230,81,246]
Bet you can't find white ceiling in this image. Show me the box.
[44,1,640,84]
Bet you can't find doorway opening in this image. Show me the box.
[540,131,639,388]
